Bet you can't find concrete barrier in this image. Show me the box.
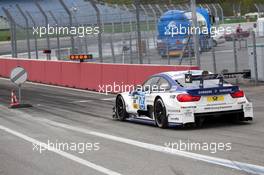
[0,58,199,92]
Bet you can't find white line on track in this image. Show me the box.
[101,98,116,101]
[0,125,122,175]
[35,118,264,175]
[69,98,115,103]
[69,100,93,103]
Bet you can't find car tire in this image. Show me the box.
[115,95,128,121]
[229,112,243,123]
[154,98,168,128]
[195,117,205,128]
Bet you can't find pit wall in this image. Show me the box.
[0,58,199,92]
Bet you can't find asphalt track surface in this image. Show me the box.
[0,78,264,175]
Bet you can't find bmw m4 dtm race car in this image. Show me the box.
[113,70,254,128]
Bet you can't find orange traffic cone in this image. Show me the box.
[10,90,19,108]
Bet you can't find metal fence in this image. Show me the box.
[1,1,160,63]
[0,1,263,84]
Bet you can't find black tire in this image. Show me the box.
[195,117,205,128]
[229,112,243,123]
[154,98,168,128]
[115,95,128,121]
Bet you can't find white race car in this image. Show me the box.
[113,70,254,128]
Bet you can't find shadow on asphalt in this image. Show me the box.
[123,116,253,131]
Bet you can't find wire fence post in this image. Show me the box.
[191,0,201,67]
[122,5,134,64]
[188,43,192,66]
[49,11,61,60]
[252,31,259,85]
[35,1,51,60]
[129,34,133,64]
[16,4,31,59]
[59,0,75,55]
[135,0,143,64]
[119,5,125,34]
[210,38,217,73]
[101,13,105,34]
[111,21,115,34]
[140,4,150,64]
[155,4,163,15]
[13,15,17,58]
[233,34,239,84]
[217,3,224,24]
[166,38,170,65]
[115,4,124,40]
[123,4,133,34]
[211,4,219,26]
[110,36,116,63]
[148,4,157,47]
[140,5,150,32]
[205,4,212,16]
[88,0,103,62]
[84,35,88,55]
[129,12,134,34]
[26,11,38,59]
[2,8,17,58]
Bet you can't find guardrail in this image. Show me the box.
[0,58,199,92]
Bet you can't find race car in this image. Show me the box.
[113,70,254,128]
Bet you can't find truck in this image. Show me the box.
[157,7,213,57]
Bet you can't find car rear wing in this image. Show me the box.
[186,86,239,96]
[185,71,251,88]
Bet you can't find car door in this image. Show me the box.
[132,76,160,111]
[145,77,172,106]
[143,77,161,109]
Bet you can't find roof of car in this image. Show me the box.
[157,70,205,80]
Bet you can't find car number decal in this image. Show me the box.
[138,94,146,110]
